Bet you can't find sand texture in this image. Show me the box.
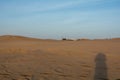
[0,36,120,80]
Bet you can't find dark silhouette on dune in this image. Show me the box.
[94,53,108,80]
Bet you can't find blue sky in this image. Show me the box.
[0,0,120,39]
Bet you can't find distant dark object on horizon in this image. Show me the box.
[62,38,67,40]
[62,38,74,41]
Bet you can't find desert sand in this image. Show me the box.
[0,35,120,80]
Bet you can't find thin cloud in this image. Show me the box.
[1,0,108,14]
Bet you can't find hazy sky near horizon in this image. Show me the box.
[0,0,120,39]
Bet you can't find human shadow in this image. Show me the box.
[94,53,108,80]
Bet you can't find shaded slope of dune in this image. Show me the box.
[0,35,59,42]
[0,35,42,41]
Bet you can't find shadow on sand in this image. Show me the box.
[94,53,108,80]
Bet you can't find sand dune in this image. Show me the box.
[0,35,44,41]
[0,35,120,80]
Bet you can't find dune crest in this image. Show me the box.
[0,35,42,41]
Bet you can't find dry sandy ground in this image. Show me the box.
[0,36,120,80]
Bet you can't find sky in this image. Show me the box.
[0,0,120,39]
